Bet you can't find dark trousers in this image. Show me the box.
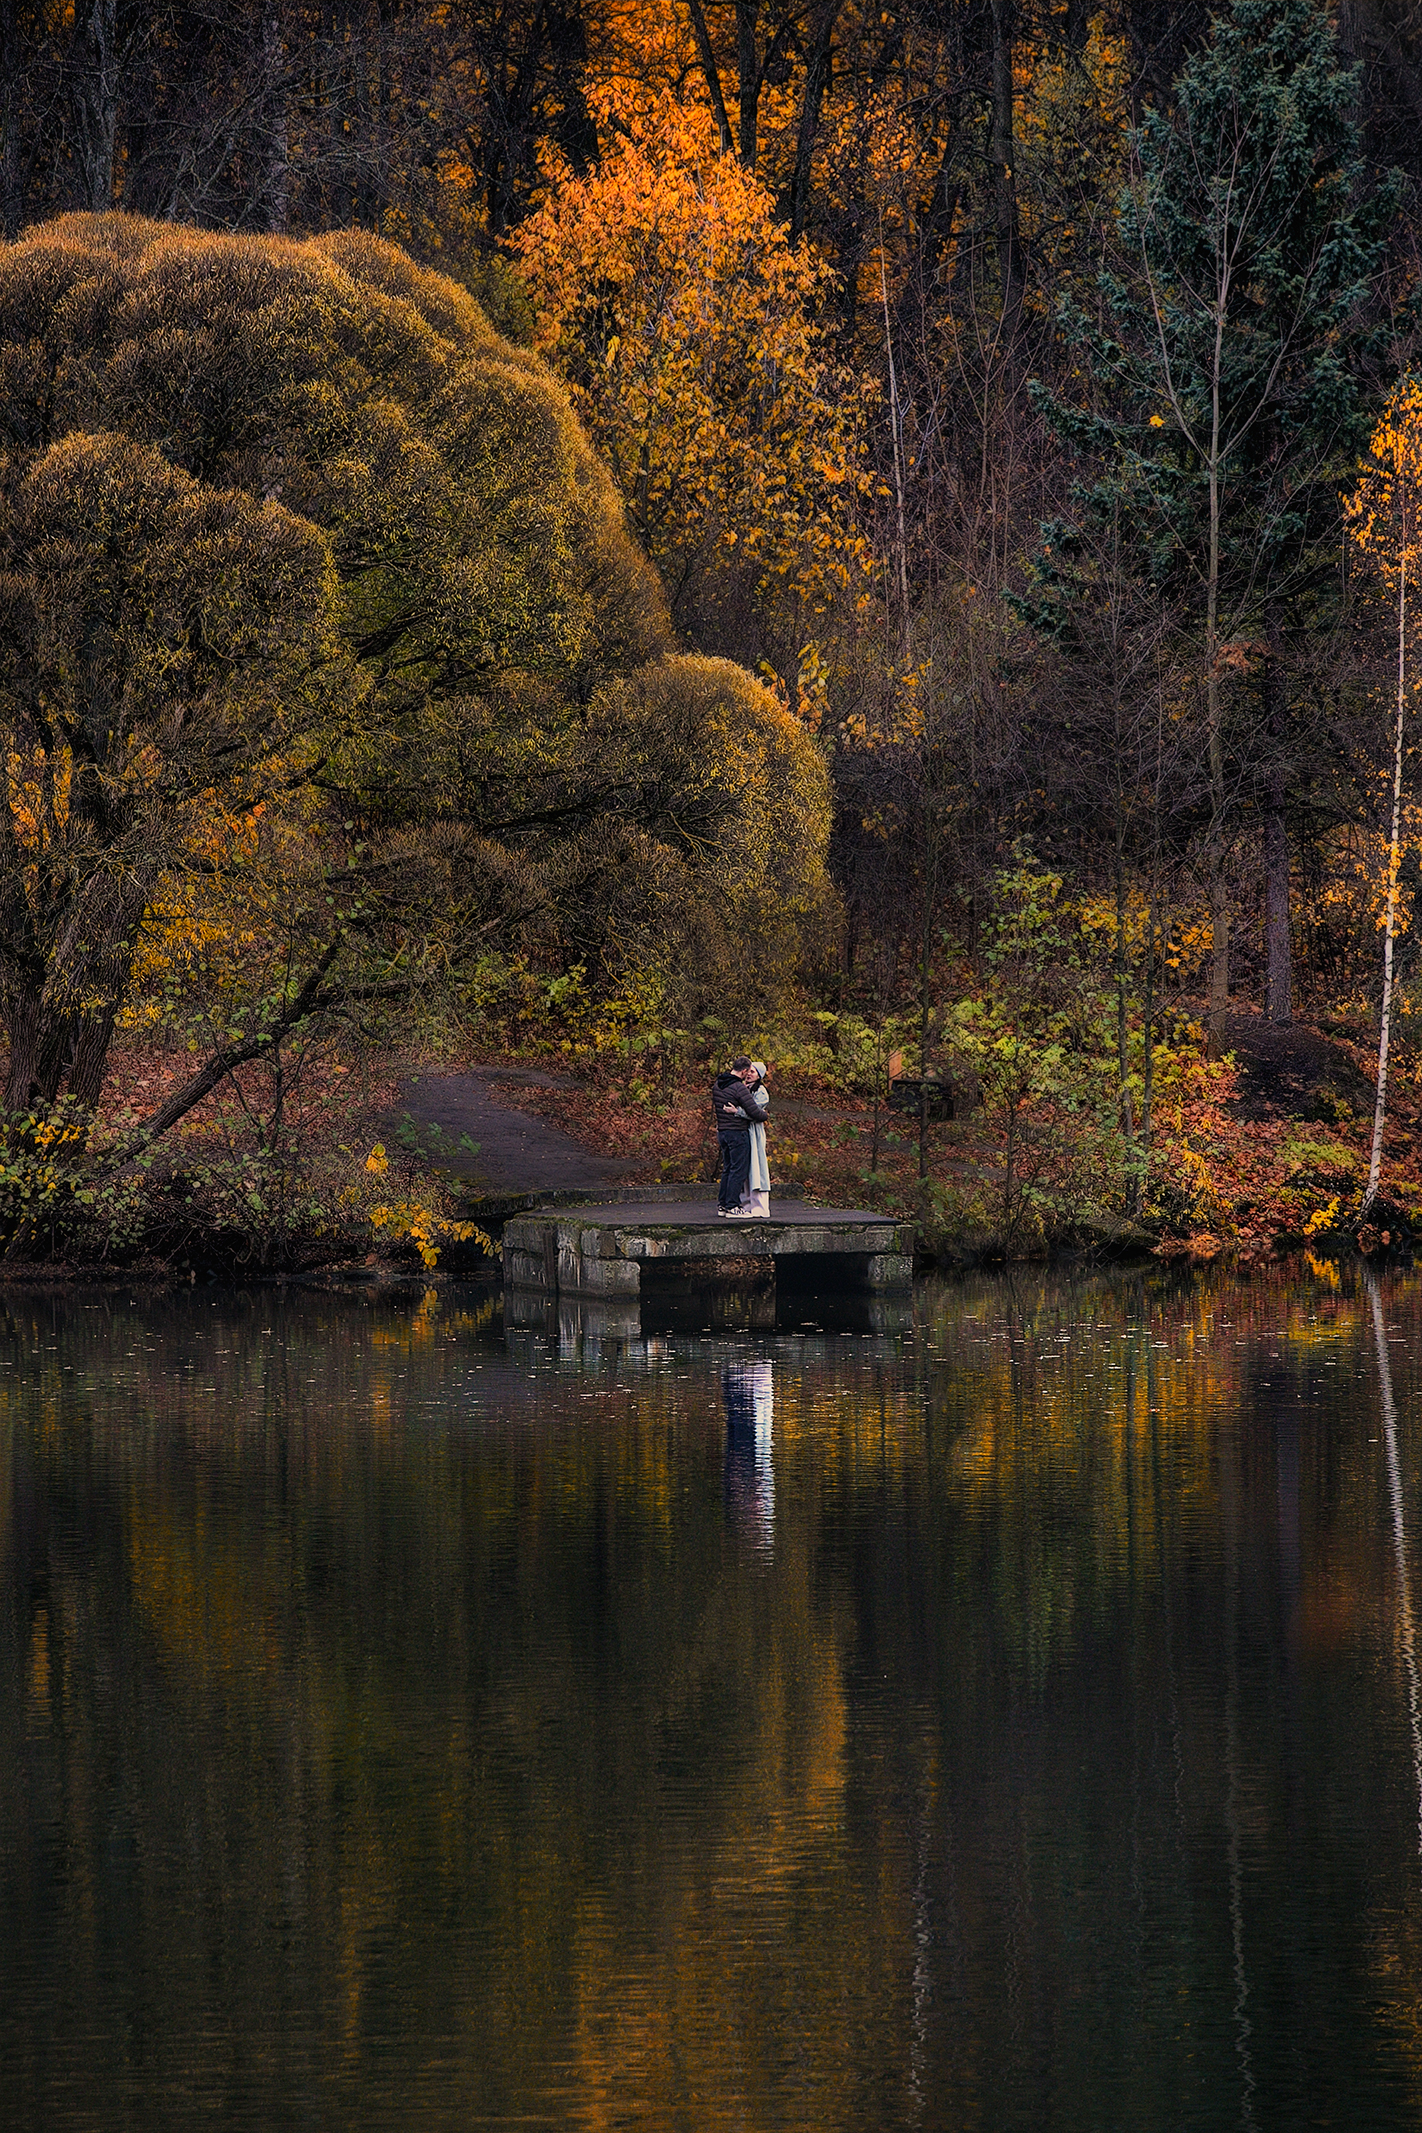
[718,1129,751,1210]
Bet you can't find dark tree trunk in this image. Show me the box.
[377,0,393,202]
[71,0,122,210]
[1128,0,1208,114]
[1138,882,1157,1210]
[547,0,597,172]
[788,0,842,242]
[1260,633,1292,1025]
[2,866,146,1111]
[0,0,20,239]
[3,996,70,1111]
[736,0,759,167]
[989,0,1025,350]
[325,0,349,224]
[1264,778,1292,1025]
[1114,828,1135,1152]
[914,121,964,292]
[685,0,733,151]
[259,0,290,231]
[352,3,372,223]
[918,818,939,1183]
[67,1003,122,1109]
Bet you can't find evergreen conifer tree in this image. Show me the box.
[1027,0,1396,1039]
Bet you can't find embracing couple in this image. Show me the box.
[710,1056,772,1219]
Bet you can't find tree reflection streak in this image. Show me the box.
[1370,1277,1422,1864]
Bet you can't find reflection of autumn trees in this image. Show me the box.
[6,1274,1422,2122]
[0,1291,865,2115]
[900,1268,1389,1670]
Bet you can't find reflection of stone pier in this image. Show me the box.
[502,1202,914,1309]
[504,1287,646,1358]
[503,1284,912,1354]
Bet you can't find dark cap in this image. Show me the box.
[730,1055,752,1069]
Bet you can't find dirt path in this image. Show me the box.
[389,1066,640,1194]
[1215,1007,1373,1121]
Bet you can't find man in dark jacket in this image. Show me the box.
[711,1058,765,1215]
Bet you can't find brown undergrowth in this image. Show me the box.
[472,1010,1422,1266]
[5,1001,1419,1275]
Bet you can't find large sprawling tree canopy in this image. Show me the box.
[0,215,830,1122]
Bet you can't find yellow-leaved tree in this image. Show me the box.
[1344,375,1422,1216]
[588,653,834,1001]
[511,88,871,657]
[0,213,834,1224]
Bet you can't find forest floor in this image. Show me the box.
[80,1003,1422,1275]
[385,1005,1422,1265]
[390,1063,641,1194]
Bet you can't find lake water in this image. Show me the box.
[4,1264,1422,2129]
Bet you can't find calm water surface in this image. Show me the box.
[4,1265,1422,2129]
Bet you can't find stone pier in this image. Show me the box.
[502,1200,915,1303]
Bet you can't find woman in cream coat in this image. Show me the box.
[742,1061,771,1218]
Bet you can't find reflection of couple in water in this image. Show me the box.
[723,1360,774,1545]
[710,1056,771,1219]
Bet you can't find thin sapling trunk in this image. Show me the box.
[1341,384,1422,1218]
[1115,826,1135,1157]
[1365,547,1408,1213]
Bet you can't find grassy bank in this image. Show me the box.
[0,994,1414,1282]
[466,1005,1421,1272]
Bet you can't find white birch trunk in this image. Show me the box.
[1366,551,1407,1212]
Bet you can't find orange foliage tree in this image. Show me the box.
[512,89,872,656]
